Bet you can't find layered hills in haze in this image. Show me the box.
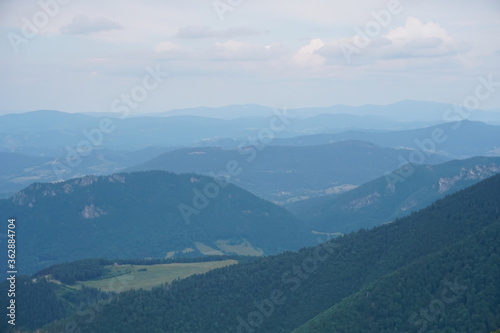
[1,102,499,332]
[125,140,448,203]
[1,107,498,198]
[270,120,500,159]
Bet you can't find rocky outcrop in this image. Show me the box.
[438,164,500,193]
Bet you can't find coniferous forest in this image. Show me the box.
[1,174,499,332]
[1,2,500,332]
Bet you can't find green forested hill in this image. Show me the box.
[0,257,245,333]
[0,275,111,333]
[293,221,500,333]
[293,156,500,233]
[0,171,314,275]
[42,174,500,332]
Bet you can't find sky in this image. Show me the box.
[1,0,500,114]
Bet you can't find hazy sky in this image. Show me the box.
[1,0,500,114]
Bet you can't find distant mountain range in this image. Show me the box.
[0,171,314,274]
[266,120,500,159]
[289,156,500,234]
[189,120,500,161]
[3,101,500,154]
[125,140,448,203]
[3,120,496,198]
[0,108,436,156]
[1,108,497,198]
[155,100,500,123]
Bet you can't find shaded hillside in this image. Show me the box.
[0,276,109,332]
[292,156,500,233]
[0,257,238,333]
[0,171,314,274]
[293,221,500,333]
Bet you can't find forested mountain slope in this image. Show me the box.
[0,171,313,275]
[42,174,500,332]
[294,156,500,233]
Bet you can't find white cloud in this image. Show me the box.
[317,17,465,66]
[386,17,453,45]
[60,15,122,35]
[380,17,464,59]
[1,0,499,112]
[292,39,326,67]
[381,16,462,59]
